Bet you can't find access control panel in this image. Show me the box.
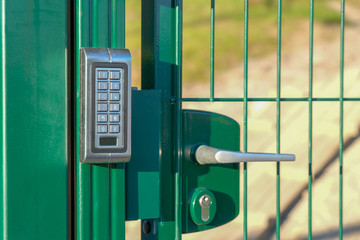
[79,48,131,163]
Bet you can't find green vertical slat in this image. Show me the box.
[76,0,91,239]
[91,0,111,238]
[92,165,110,239]
[0,0,4,237]
[243,0,249,239]
[308,0,314,239]
[174,0,182,240]
[111,163,125,239]
[2,1,68,239]
[110,0,126,239]
[339,0,345,239]
[141,1,178,239]
[276,0,282,239]
[210,0,215,102]
[90,43,110,240]
[175,0,182,238]
[77,0,126,238]
[110,0,118,48]
[92,0,98,46]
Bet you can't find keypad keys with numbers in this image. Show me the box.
[109,125,120,133]
[95,68,123,137]
[110,71,121,80]
[97,93,108,101]
[110,82,120,90]
[109,114,120,123]
[97,103,108,112]
[97,82,108,90]
[109,103,120,112]
[97,125,108,133]
[98,70,108,79]
[110,93,120,101]
[97,114,108,122]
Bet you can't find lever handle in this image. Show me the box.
[194,145,295,165]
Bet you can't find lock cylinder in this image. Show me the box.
[189,188,217,226]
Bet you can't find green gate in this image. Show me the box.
[1,0,360,239]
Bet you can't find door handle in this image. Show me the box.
[193,144,295,165]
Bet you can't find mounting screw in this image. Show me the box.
[170,97,176,104]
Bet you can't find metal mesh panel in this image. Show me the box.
[180,0,360,239]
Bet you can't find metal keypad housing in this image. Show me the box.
[80,48,131,163]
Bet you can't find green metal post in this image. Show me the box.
[308,0,314,238]
[110,0,126,238]
[210,0,215,102]
[0,1,4,236]
[339,0,345,239]
[175,0,183,238]
[76,0,91,238]
[76,0,126,239]
[276,0,282,238]
[141,0,181,239]
[243,0,249,239]
[1,0,69,239]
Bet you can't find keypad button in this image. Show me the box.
[109,114,120,123]
[109,103,120,112]
[110,93,120,101]
[97,82,108,90]
[97,114,108,122]
[109,124,120,133]
[97,103,108,112]
[97,93,108,101]
[110,82,120,90]
[110,71,121,80]
[98,70,108,79]
[97,125,108,133]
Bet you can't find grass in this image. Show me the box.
[126,0,345,85]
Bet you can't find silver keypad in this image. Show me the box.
[80,48,131,163]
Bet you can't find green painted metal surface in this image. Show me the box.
[126,90,161,220]
[76,0,126,239]
[141,0,181,239]
[182,110,239,233]
[1,0,68,239]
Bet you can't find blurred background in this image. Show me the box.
[125,0,360,239]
